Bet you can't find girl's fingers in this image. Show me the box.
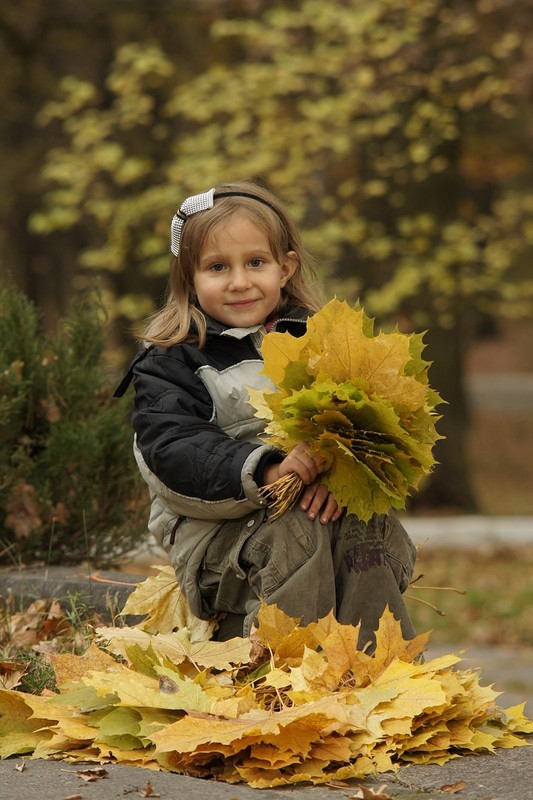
[280,445,333,485]
[299,482,320,512]
[300,482,329,520]
[284,449,318,483]
[321,495,345,524]
[317,492,336,523]
[299,481,345,524]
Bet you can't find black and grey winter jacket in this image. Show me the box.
[128,307,309,575]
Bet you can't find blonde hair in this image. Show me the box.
[140,180,323,347]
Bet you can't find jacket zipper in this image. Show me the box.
[251,328,266,357]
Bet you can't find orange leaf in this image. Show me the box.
[441,781,466,793]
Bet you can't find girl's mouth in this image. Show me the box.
[228,300,257,308]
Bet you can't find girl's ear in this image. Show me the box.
[280,251,299,287]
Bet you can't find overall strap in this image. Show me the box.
[113,346,153,398]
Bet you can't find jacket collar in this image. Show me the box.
[113,307,311,397]
[204,306,310,340]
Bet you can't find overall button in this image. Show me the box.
[247,519,255,527]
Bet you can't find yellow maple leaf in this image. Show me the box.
[254,602,312,653]
[0,688,54,758]
[289,647,333,693]
[86,665,211,713]
[369,606,431,677]
[499,703,533,735]
[120,564,216,641]
[49,642,118,690]
[259,324,309,386]
[312,611,370,681]
[96,625,253,671]
[371,661,450,719]
[307,302,426,406]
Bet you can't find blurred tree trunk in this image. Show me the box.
[409,319,478,512]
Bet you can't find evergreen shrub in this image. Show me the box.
[0,281,148,565]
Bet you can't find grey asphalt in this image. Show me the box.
[0,744,532,800]
[1,517,533,799]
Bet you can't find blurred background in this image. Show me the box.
[1,2,532,687]
[2,0,533,515]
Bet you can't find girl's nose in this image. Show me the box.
[229,266,252,290]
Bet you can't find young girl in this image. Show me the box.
[120,180,417,648]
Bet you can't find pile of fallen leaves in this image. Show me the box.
[0,566,531,788]
[249,299,442,521]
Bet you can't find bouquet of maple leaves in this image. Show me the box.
[248,299,443,521]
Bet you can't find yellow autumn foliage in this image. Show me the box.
[249,299,443,520]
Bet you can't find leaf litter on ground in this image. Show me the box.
[0,592,101,694]
[0,565,531,788]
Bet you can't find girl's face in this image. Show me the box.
[193,213,298,328]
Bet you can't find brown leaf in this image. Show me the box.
[63,795,83,800]
[440,782,466,793]
[248,627,268,665]
[50,501,70,525]
[351,785,392,799]
[159,675,178,693]
[4,481,43,539]
[39,396,61,423]
[139,780,160,797]
[76,767,109,782]
[0,660,25,690]
[39,601,72,641]
[6,599,48,644]
[15,760,26,772]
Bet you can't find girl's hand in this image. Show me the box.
[262,444,343,524]
[299,480,345,524]
[262,443,329,487]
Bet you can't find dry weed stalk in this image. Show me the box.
[259,472,305,521]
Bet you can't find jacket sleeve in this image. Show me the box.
[132,349,271,504]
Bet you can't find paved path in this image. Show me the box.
[467,372,533,411]
[403,515,533,548]
[1,742,531,800]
